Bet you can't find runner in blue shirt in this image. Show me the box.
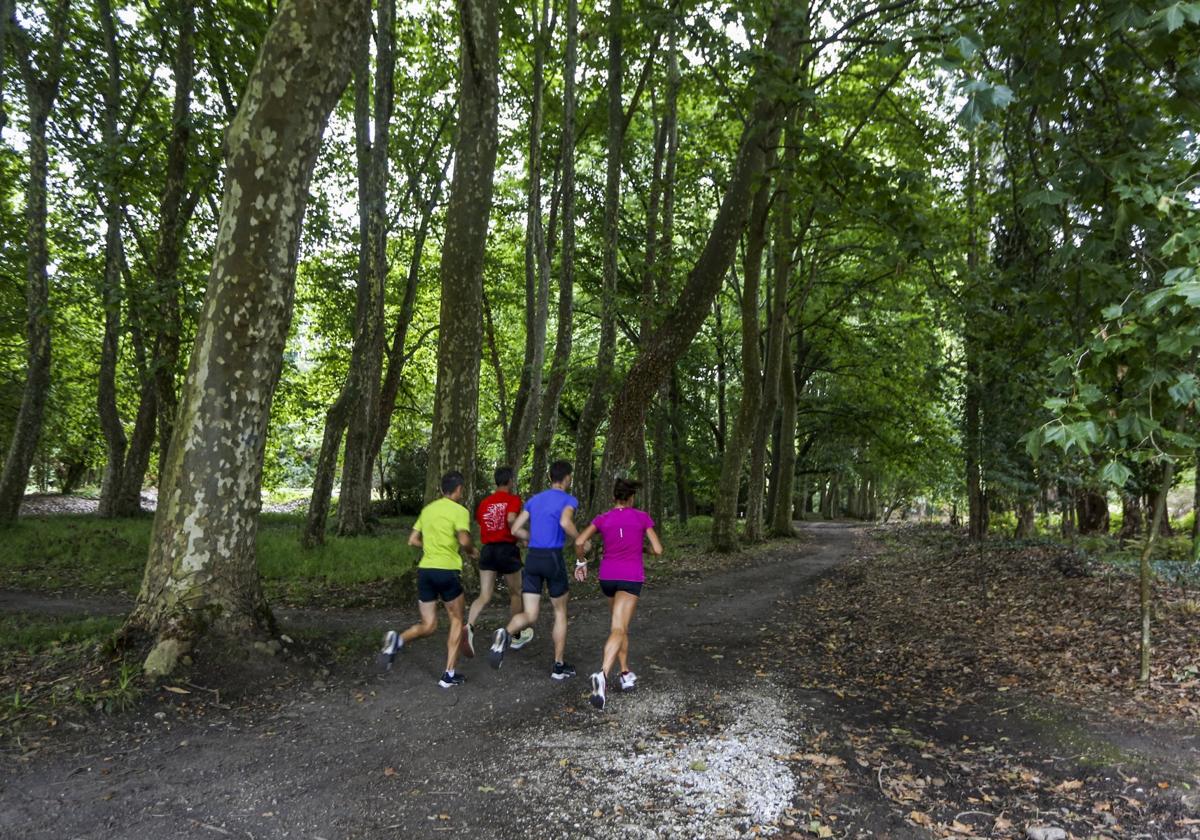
[488,460,582,680]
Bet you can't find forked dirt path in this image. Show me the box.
[2,523,1194,839]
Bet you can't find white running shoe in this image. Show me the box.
[590,672,606,710]
[618,670,637,692]
[509,627,535,650]
[377,630,399,671]
[488,628,509,669]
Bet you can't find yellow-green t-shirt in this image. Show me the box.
[413,497,470,570]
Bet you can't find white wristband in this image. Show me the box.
[575,560,587,567]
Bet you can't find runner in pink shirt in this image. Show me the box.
[573,478,663,710]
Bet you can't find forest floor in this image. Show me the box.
[1,522,1199,839]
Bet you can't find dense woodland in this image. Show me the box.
[0,0,1198,671]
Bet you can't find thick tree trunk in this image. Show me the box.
[711,162,772,552]
[423,0,500,505]
[0,8,68,523]
[529,0,577,495]
[338,0,395,536]
[151,0,196,486]
[1193,451,1199,561]
[594,17,797,507]
[115,376,157,516]
[126,0,368,675]
[1119,490,1144,541]
[505,0,552,482]
[96,0,128,519]
[1076,489,1110,534]
[1014,499,1036,538]
[574,0,623,514]
[1140,462,1175,683]
[747,231,788,543]
[669,374,689,523]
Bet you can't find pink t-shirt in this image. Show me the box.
[593,506,655,582]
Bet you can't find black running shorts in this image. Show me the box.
[522,547,569,598]
[479,542,522,575]
[600,579,643,598]
[417,568,464,603]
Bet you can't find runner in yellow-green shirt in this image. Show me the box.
[378,470,477,688]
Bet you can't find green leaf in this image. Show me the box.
[1101,303,1124,320]
[1100,461,1132,487]
[1165,2,1185,31]
[1168,373,1198,406]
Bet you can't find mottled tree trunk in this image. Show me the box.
[0,5,68,523]
[423,0,500,505]
[505,0,552,482]
[1014,500,1036,538]
[151,0,196,486]
[711,161,772,552]
[530,0,577,495]
[593,17,797,511]
[1193,451,1199,559]
[338,0,396,536]
[96,0,128,519]
[126,0,368,675]
[574,0,623,514]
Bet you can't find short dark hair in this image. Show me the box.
[494,466,514,487]
[549,460,573,484]
[441,471,465,495]
[613,478,642,502]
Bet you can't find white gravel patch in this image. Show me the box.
[503,685,799,839]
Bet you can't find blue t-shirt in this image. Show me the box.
[524,488,579,549]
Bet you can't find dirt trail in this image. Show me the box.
[4,523,1192,839]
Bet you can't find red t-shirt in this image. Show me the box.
[476,491,522,544]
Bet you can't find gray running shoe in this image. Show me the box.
[509,627,535,650]
[377,630,399,671]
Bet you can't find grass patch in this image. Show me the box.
[0,614,122,653]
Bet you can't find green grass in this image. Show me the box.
[0,614,122,652]
[0,513,420,601]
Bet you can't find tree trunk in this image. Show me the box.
[769,317,798,537]
[1193,450,1199,562]
[505,0,552,482]
[529,0,577,495]
[96,0,128,519]
[1119,490,1144,541]
[594,16,798,525]
[711,160,771,552]
[338,0,396,536]
[964,136,986,542]
[747,219,788,543]
[0,6,68,524]
[423,0,500,505]
[150,0,196,486]
[669,374,689,523]
[1075,488,1110,534]
[573,0,622,513]
[1140,462,1176,684]
[1014,499,1036,538]
[126,0,368,675]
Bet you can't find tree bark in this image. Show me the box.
[505,0,552,482]
[574,0,623,513]
[529,0,577,494]
[338,0,396,536]
[669,373,689,523]
[150,0,196,486]
[125,0,368,675]
[1014,499,1036,538]
[1075,488,1110,535]
[769,315,798,537]
[423,0,500,505]
[1193,450,1199,561]
[0,4,69,524]
[96,0,128,519]
[1119,490,1144,541]
[711,160,772,552]
[1140,461,1176,683]
[593,16,798,515]
[964,135,986,542]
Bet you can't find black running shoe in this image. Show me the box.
[438,672,466,688]
[590,672,606,709]
[551,661,577,681]
[488,628,510,669]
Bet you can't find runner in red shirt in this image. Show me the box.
[464,467,534,655]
